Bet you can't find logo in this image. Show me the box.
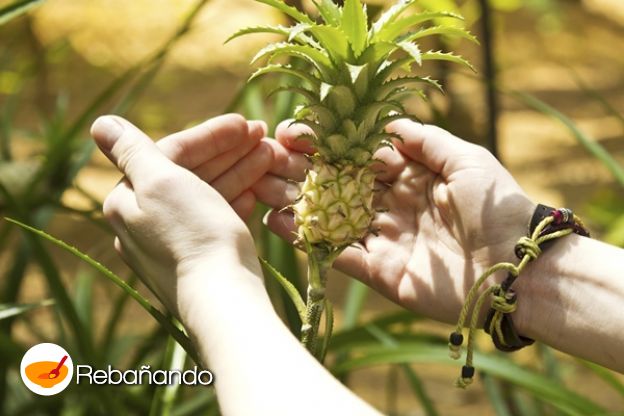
[20,343,73,396]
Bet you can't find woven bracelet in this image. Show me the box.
[447,204,590,388]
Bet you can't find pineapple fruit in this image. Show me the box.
[230,0,475,357]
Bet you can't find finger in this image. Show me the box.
[102,179,141,228]
[370,146,406,183]
[193,129,263,183]
[211,140,274,202]
[388,120,478,175]
[264,138,310,181]
[230,190,257,221]
[263,209,298,244]
[264,209,370,281]
[156,114,252,169]
[275,119,316,154]
[252,174,300,209]
[91,116,176,184]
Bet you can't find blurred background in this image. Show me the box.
[0,0,623,415]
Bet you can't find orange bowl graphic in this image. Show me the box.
[25,361,69,388]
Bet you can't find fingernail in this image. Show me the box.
[262,209,273,226]
[248,120,268,137]
[91,116,124,151]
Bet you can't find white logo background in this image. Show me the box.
[20,343,74,396]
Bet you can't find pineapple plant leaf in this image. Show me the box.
[231,0,476,359]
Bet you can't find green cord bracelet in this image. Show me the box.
[448,205,590,388]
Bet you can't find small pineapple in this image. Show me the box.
[230,0,476,250]
[231,0,476,358]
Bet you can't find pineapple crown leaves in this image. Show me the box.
[231,0,477,166]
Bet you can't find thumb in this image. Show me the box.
[91,115,174,183]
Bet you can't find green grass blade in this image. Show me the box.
[102,274,138,353]
[0,299,54,321]
[259,257,306,322]
[570,70,624,131]
[5,218,201,365]
[329,310,424,352]
[150,334,187,416]
[342,279,369,329]
[482,373,513,416]
[73,270,94,337]
[0,0,42,26]
[366,325,439,416]
[332,343,605,415]
[171,389,218,416]
[580,360,624,397]
[512,91,624,188]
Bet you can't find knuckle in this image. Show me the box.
[102,192,121,222]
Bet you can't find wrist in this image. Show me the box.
[176,250,270,329]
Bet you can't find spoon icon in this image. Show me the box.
[38,355,68,380]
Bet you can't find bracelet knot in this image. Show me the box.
[491,287,517,314]
[514,236,541,260]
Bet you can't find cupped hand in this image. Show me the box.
[259,120,535,323]
[91,114,268,317]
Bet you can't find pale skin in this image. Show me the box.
[91,114,624,415]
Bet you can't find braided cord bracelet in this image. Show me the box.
[447,205,590,388]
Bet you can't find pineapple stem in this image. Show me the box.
[301,244,335,359]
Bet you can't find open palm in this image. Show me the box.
[260,120,534,323]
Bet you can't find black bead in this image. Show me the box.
[462,365,475,379]
[449,332,464,346]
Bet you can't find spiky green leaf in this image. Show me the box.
[374,57,412,82]
[226,25,290,43]
[384,87,428,103]
[347,63,373,100]
[403,26,479,45]
[358,101,405,125]
[375,75,443,100]
[356,101,406,139]
[259,258,306,323]
[226,24,321,50]
[313,0,341,26]
[371,0,419,38]
[342,0,369,57]
[374,113,422,133]
[249,64,322,89]
[307,25,352,63]
[295,104,338,131]
[292,119,326,140]
[269,85,319,103]
[320,84,357,118]
[256,0,314,25]
[396,41,422,66]
[252,42,335,80]
[422,51,476,72]
[359,42,399,65]
[374,11,464,42]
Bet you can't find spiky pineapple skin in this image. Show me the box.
[293,160,375,247]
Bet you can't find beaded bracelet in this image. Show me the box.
[447,204,590,388]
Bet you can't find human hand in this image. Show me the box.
[91,115,267,318]
[258,120,535,323]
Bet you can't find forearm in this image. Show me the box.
[177,259,380,416]
[514,234,624,372]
